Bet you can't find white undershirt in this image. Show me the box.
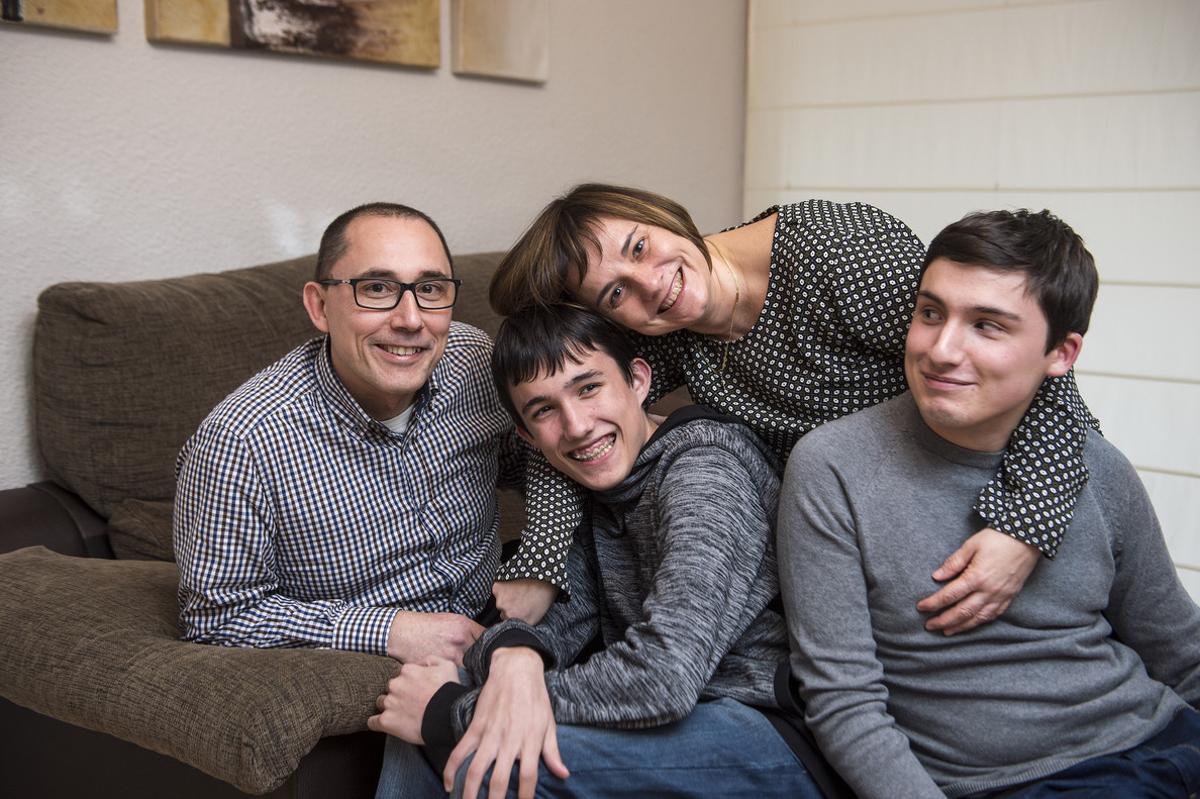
[381,403,416,434]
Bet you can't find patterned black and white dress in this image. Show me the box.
[498,201,1099,589]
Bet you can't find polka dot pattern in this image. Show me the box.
[498,201,1098,587]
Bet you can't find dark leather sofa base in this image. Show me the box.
[0,698,386,799]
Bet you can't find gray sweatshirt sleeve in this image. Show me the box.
[777,438,945,799]
[1093,442,1200,705]
[543,445,778,728]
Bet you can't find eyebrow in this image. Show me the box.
[519,369,604,417]
[355,267,451,281]
[917,289,1023,322]
[593,225,638,307]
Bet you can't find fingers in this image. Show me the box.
[366,713,381,733]
[916,574,973,613]
[931,541,974,581]
[517,747,539,799]
[444,734,477,793]
[541,722,570,780]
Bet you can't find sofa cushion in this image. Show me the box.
[106,498,176,561]
[0,547,398,793]
[34,256,319,520]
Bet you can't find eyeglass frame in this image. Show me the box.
[317,277,463,311]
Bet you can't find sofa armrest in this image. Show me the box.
[0,482,111,558]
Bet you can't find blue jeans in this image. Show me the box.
[984,707,1200,799]
[376,696,823,798]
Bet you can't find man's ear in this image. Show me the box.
[302,282,330,333]
[1046,332,1083,378]
[515,423,535,446]
[630,357,652,404]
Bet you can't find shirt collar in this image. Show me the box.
[313,336,439,433]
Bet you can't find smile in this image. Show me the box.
[658,269,683,314]
[569,433,616,462]
[923,372,972,388]
[378,344,424,357]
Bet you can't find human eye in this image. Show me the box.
[914,303,941,322]
[632,237,645,258]
[580,382,601,396]
[607,284,624,309]
[530,404,554,420]
[415,280,447,299]
[975,319,1006,334]
[359,280,397,299]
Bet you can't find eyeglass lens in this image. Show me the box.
[356,279,457,309]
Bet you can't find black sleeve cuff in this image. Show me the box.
[480,628,555,681]
[421,681,470,751]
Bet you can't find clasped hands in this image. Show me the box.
[369,647,568,799]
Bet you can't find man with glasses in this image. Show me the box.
[174,203,523,665]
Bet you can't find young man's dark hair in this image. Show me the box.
[315,201,454,280]
[490,303,639,427]
[922,209,1098,351]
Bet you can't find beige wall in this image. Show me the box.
[746,0,1200,598]
[0,0,747,489]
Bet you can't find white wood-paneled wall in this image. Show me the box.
[745,0,1200,599]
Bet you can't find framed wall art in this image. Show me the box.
[145,0,439,68]
[1,0,117,34]
[451,0,548,84]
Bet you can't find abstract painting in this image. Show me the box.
[145,0,439,68]
[451,0,548,83]
[1,0,117,33]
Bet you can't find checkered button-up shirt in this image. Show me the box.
[174,324,523,655]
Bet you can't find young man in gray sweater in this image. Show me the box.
[369,305,842,798]
[778,209,1200,798]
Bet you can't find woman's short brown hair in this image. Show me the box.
[489,183,710,316]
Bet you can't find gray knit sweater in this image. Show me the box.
[777,392,1200,798]
[429,408,791,741]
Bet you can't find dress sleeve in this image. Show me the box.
[974,369,1102,557]
[494,450,585,592]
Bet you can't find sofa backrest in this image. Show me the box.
[33,251,507,528]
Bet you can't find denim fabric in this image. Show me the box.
[375,735,446,799]
[445,697,821,799]
[982,707,1200,799]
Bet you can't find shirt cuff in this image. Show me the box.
[422,681,471,754]
[331,606,398,655]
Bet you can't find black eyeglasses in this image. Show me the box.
[318,277,461,310]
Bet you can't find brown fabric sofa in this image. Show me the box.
[0,251,520,798]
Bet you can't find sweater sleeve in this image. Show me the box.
[975,370,1100,558]
[540,445,778,728]
[1092,442,1200,705]
[777,435,944,799]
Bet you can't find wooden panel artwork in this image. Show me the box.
[1,0,117,33]
[145,0,439,68]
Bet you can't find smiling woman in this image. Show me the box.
[487,184,1101,634]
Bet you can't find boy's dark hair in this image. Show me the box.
[315,202,453,280]
[923,209,1098,351]
[491,304,639,427]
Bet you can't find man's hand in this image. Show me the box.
[367,658,460,743]
[444,647,568,799]
[386,611,484,664]
[917,527,1041,636]
[492,579,558,624]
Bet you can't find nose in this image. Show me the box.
[928,323,963,366]
[388,289,425,331]
[559,401,592,441]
